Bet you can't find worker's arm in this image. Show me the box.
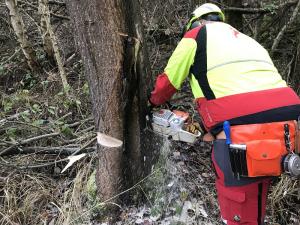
[150,37,197,105]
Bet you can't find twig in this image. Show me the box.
[63,53,76,66]
[271,0,300,54]
[0,110,30,124]
[63,132,95,144]
[0,132,60,156]
[10,146,96,155]
[48,0,66,6]
[284,50,297,84]
[1,120,49,133]
[19,0,69,20]
[74,126,95,135]
[0,116,94,155]
[56,112,72,121]
[0,149,95,169]
[0,155,68,169]
[71,137,97,156]
[1,48,21,65]
[68,117,94,128]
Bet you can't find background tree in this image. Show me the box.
[223,0,243,30]
[5,0,39,72]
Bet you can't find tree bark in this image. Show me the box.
[66,0,159,206]
[66,0,125,201]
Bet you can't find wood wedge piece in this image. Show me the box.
[96,132,123,148]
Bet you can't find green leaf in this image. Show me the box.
[47,106,57,115]
[3,101,13,112]
[83,82,89,95]
[61,124,73,136]
[32,104,41,114]
[6,127,17,137]
[21,113,31,122]
[32,119,46,126]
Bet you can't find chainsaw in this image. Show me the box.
[149,108,201,144]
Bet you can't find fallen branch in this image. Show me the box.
[3,120,50,133]
[271,0,300,54]
[0,149,95,169]
[0,110,30,125]
[225,1,298,14]
[9,146,96,155]
[0,119,92,155]
[0,132,60,156]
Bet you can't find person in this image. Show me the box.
[148,3,300,225]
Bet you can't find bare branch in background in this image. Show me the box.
[225,1,298,14]
[19,0,69,20]
[271,0,300,54]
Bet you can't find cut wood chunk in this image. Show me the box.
[96,132,123,148]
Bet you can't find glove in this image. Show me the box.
[185,122,201,134]
[146,98,156,129]
[147,99,156,110]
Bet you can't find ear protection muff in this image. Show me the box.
[181,12,223,38]
[181,14,198,38]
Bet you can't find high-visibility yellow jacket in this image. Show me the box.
[150,22,300,134]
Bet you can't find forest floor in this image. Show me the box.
[114,138,300,225]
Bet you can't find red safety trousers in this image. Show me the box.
[212,147,271,225]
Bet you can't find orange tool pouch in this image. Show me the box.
[229,121,296,177]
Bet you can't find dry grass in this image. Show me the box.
[55,157,95,225]
[268,176,300,224]
[0,171,57,225]
[0,154,96,225]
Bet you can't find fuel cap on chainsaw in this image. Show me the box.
[284,154,300,177]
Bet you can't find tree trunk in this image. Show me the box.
[224,0,243,30]
[66,0,159,206]
[38,0,54,61]
[38,0,70,93]
[5,0,39,72]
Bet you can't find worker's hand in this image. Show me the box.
[202,132,215,142]
[146,98,157,130]
[147,99,155,110]
[185,122,201,134]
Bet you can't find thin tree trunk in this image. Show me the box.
[5,0,39,72]
[38,0,54,61]
[38,0,70,93]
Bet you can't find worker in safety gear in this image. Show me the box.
[148,3,300,225]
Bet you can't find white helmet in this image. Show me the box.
[183,3,225,34]
[193,3,225,21]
